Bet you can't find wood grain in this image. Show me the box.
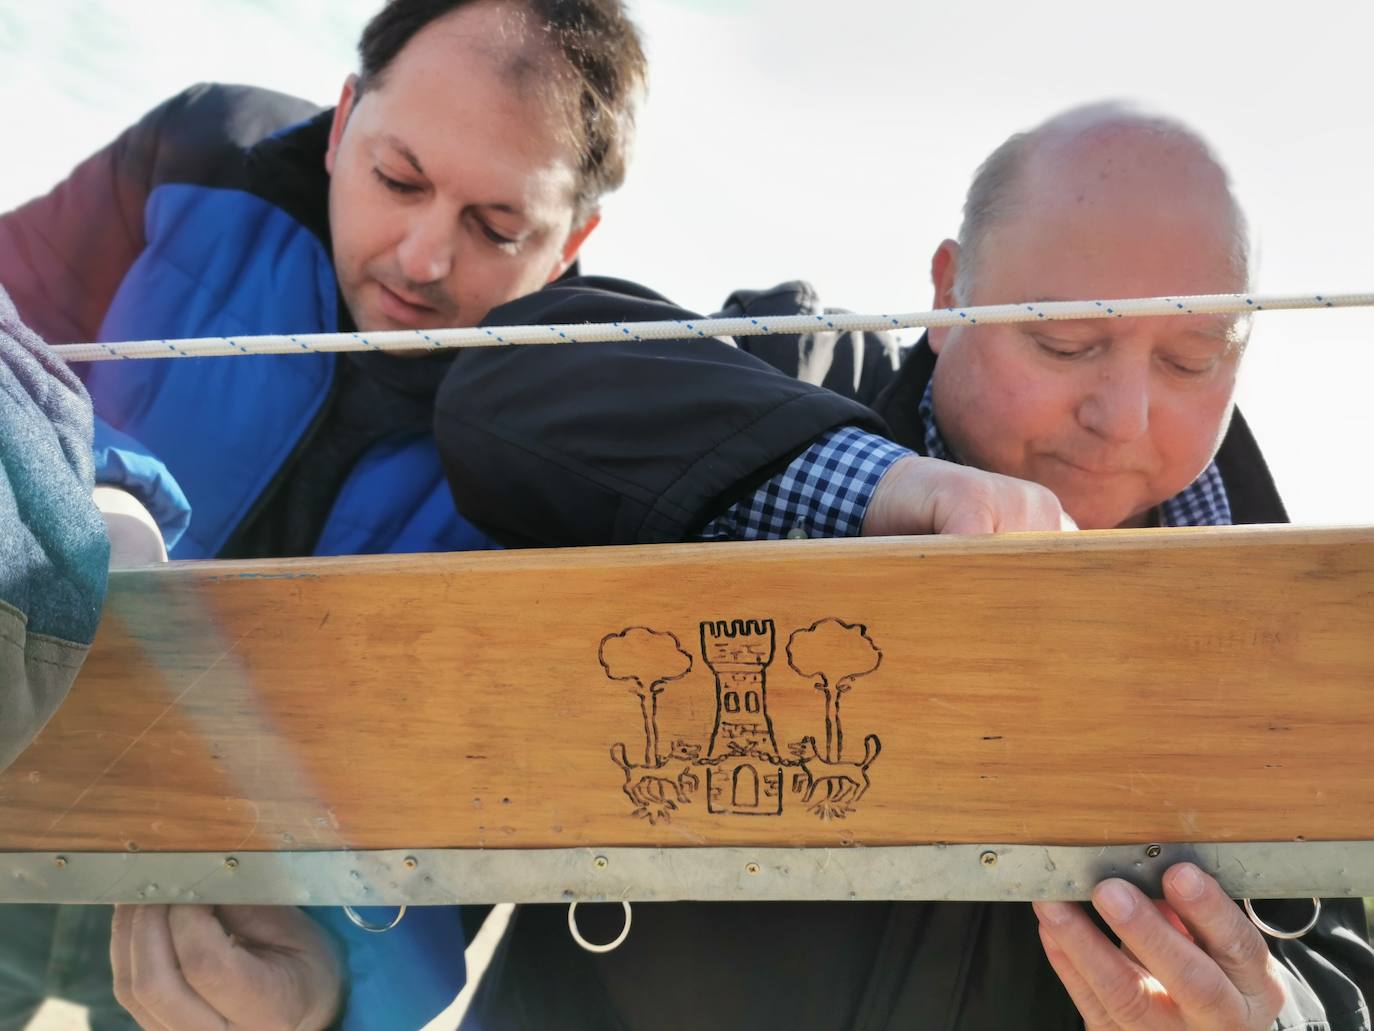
[2,525,1371,853]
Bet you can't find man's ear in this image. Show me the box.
[547,212,601,282]
[325,74,361,177]
[928,238,961,355]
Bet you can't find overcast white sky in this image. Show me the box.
[2,0,1371,523]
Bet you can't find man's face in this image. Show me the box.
[324,1,596,332]
[928,132,1248,530]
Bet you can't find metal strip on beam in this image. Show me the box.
[4,841,1370,906]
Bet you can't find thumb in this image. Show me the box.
[168,904,273,1015]
[213,904,321,950]
[170,905,342,1030]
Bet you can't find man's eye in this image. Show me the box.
[1164,358,1214,377]
[373,169,420,195]
[1034,337,1090,360]
[480,223,518,247]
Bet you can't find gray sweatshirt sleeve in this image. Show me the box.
[0,285,109,772]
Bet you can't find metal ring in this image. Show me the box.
[342,905,407,933]
[567,901,632,954]
[1243,897,1321,940]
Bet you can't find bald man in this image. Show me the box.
[436,104,1372,1028]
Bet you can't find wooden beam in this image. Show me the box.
[2,526,1371,856]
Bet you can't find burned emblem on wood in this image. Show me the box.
[601,618,883,823]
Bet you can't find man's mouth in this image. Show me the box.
[1052,455,1136,477]
[376,281,439,327]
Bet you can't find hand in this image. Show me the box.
[1033,863,1286,1029]
[861,454,1076,536]
[111,904,343,1031]
[94,487,167,567]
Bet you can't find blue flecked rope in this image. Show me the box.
[53,290,1374,362]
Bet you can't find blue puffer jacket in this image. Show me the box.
[0,83,479,1029]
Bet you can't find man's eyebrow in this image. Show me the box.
[381,134,425,176]
[375,138,530,220]
[1026,316,1107,333]
[1180,324,1237,344]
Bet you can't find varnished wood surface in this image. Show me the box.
[2,526,1371,853]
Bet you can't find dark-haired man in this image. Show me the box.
[0,1,646,1028]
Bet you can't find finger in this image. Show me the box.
[1162,864,1286,1017]
[112,904,164,1031]
[994,487,1066,534]
[1037,921,1118,1028]
[1016,491,1069,534]
[215,903,339,959]
[1034,897,1171,1027]
[1116,906,1190,991]
[1149,898,1198,945]
[1092,878,1247,1025]
[937,503,996,535]
[178,905,344,1030]
[1035,494,1073,533]
[128,904,226,1031]
[169,905,283,1023]
[95,487,168,568]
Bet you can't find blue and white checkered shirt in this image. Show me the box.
[696,425,911,541]
[697,379,1231,540]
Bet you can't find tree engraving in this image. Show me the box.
[599,627,693,767]
[786,618,882,762]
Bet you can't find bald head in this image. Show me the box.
[925,103,1254,532]
[954,103,1250,304]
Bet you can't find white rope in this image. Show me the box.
[53,290,1374,362]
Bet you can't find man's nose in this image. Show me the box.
[395,212,454,285]
[1077,361,1150,444]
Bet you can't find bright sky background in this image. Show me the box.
[2,0,1371,523]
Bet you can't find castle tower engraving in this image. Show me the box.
[700,618,783,815]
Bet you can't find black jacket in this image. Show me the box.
[440,278,1371,1030]
[436,278,892,548]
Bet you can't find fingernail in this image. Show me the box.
[1094,880,1137,922]
[1171,863,1205,900]
[1034,900,1073,927]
